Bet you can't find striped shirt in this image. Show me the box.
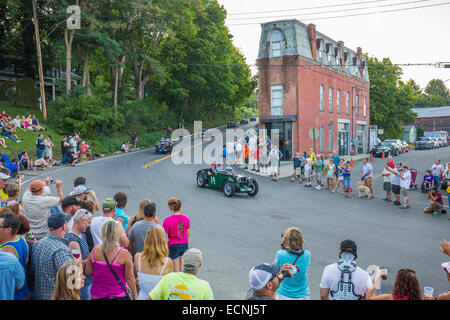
[31,234,73,300]
[0,251,25,300]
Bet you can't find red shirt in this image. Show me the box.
[433,191,443,205]
[80,144,87,154]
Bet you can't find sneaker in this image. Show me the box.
[432,211,438,216]
[17,140,22,143]
[387,198,392,202]
[315,185,321,190]
[400,205,410,209]
[291,178,294,183]
[393,201,401,206]
[383,197,389,201]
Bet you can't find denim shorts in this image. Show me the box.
[169,243,188,260]
[343,175,351,189]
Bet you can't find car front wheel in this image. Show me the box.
[247,179,259,197]
[223,180,235,197]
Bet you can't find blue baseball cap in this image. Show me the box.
[48,212,71,230]
[249,263,280,290]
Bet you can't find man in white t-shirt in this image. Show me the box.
[399,165,412,209]
[90,198,129,248]
[302,155,313,187]
[22,178,64,240]
[386,162,402,206]
[320,240,372,300]
[248,133,258,171]
[431,159,444,187]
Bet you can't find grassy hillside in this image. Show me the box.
[0,102,63,161]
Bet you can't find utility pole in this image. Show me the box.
[32,0,47,124]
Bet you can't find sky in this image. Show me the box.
[219,0,450,90]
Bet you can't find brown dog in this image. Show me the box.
[357,181,372,199]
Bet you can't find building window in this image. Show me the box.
[320,85,324,111]
[363,96,367,117]
[329,122,333,152]
[271,85,283,116]
[269,30,283,58]
[337,89,341,113]
[355,95,359,116]
[346,92,350,115]
[329,88,333,113]
[320,126,324,152]
[423,121,427,127]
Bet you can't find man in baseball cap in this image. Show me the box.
[246,262,294,300]
[62,196,84,230]
[47,212,71,231]
[340,239,358,258]
[148,248,214,300]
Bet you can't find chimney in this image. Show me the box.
[338,41,345,72]
[307,24,317,61]
[357,47,364,77]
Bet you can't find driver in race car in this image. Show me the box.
[216,163,224,172]
[207,162,217,176]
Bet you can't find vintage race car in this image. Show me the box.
[155,138,173,154]
[196,168,259,197]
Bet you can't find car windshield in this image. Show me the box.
[418,137,429,141]
[381,142,392,147]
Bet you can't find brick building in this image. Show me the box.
[412,106,450,133]
[257,20,370,159]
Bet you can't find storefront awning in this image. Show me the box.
[260,115,298,123]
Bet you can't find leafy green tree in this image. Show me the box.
[425,79,450,102]
[367,56,416,139]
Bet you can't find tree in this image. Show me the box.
[367,56,417,139]
[425,79,450,102]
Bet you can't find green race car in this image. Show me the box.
[196,167,259,197]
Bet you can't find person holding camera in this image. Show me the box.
[274,227,311,300]
[246,262,295,300]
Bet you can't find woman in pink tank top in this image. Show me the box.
[367,268,422,300]
[85,221,137,300]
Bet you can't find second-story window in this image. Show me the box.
[271,85,283,115]
[270,30,283,58]
[337,89,341,113]
[320,85,324,111]
[329,87,333,113]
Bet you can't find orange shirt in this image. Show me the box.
[244,146,249,158]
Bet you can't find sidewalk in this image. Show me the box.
[237,153,371,179]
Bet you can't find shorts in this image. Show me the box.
[383,182,392,191]
[425,202,443,213]
[305,169,312,178]
[343,175,351,189]
[364,177,373,189]
[245,158,249,164]
[401,187,409,197]
[392,184,401,195]
[169,243,188,260]
[293,168,301,176]
[338,176,344,181]
[315,172,323,181]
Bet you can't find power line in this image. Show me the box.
[227,1,450,26]
[227,0,430,21]
[227,0,388,16]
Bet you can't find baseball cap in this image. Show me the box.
[48,212,71,230]
[69,185,89,196]
[340,239,357,257]
[442,262,450,273]
[182,248,203,273]
[102,198,116,209]
[61,196,84,209]
[249,263,280,290]
[30,180,45,193]
[0,172,10,180]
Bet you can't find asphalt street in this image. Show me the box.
[21,128,450,300]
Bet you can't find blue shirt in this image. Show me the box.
[275,249,311,298]
[424,174,434,186]
[0,251,25,300]
[293,157,301,168]
[0,237,29,300]
[115,207,129,231]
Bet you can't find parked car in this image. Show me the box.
[415,137,434,150]
[240,119,249,124]
[370,141,400,157]
[431,137,440,148]
[250,117,257,122]
[227,121,238,128]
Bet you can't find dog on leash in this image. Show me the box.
[357,181,372,199]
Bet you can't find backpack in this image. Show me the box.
[329,259,363,300]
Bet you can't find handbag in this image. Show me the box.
[102,249,132,300]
